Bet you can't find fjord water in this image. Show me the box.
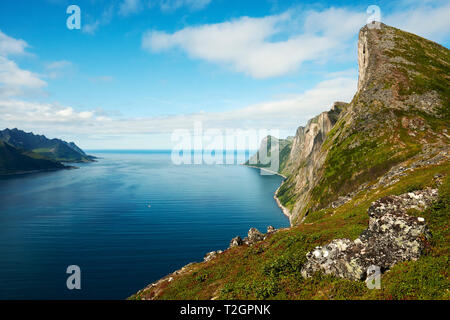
[0,151,288,299]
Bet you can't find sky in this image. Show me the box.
[0,0,449,149]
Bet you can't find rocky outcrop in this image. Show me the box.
[229,226,277,249]
[204,226,279,263]
[301,188,438,280]
[204,250,223,262]
[229,236,243,248]
[244,228,264,245]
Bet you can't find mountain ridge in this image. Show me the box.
[251,22,449,225]
[0,128,93,175]
[0,140,68,175]
[130,22,449,300]
[0,128,95,163]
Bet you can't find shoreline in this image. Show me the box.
[273,181,293,226]
[243,164,287,179]
[243,164,292,225]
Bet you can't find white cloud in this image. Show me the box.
[0,76,356,136]
[119,0,143,16]
[0,56,47,97]
[303,7,366,38]
[88,0,212,35]
[118,0,212,17]
[0,30,28,56]
[385,2,450,42]
[46,60,72,70]
[142,3,450,78]
[83,5,115,35]
[44,60,74,79]
[0,100,95,125]
[142,9,366,78]
[89,75,115,83]
[0,31,46,97]
[157,0,212,12]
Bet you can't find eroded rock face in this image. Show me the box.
[301,188,437,281]
[277,102,346,224]
[357,27,370,91]
[272,24,448,226]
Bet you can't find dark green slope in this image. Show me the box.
[0,128,94,162]
[0,141,66,175]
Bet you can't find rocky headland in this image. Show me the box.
[131,23,449,300]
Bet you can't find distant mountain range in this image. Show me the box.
[0,128,94,175]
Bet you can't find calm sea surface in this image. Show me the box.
[0,151,288,299]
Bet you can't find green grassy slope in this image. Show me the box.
[0,141,66,175]
[0,128,93,162]
[131,161,449,300]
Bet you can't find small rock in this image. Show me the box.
[245,228,264,245]
[204,250,222,262]
[267,226,276,233]
[229,236,243,248]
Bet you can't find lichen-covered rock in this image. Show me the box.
[267,226,276,233]
[229,236,243,248]
[244,228,264,245]
[204,250,222,262]
[301,188,438,281]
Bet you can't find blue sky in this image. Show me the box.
[0,0,449,149]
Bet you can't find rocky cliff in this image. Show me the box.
[131,23,449,300]
[272,23,449,225]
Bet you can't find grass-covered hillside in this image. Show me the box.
[276,23,449,225]
[0,128,94,163]
[0,140,66,175]
[131,160,449,300]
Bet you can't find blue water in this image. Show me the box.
[0,151,288,299]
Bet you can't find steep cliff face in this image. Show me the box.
[281,102,346,176]
[276,23,449,225]
[274,102,346,223]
